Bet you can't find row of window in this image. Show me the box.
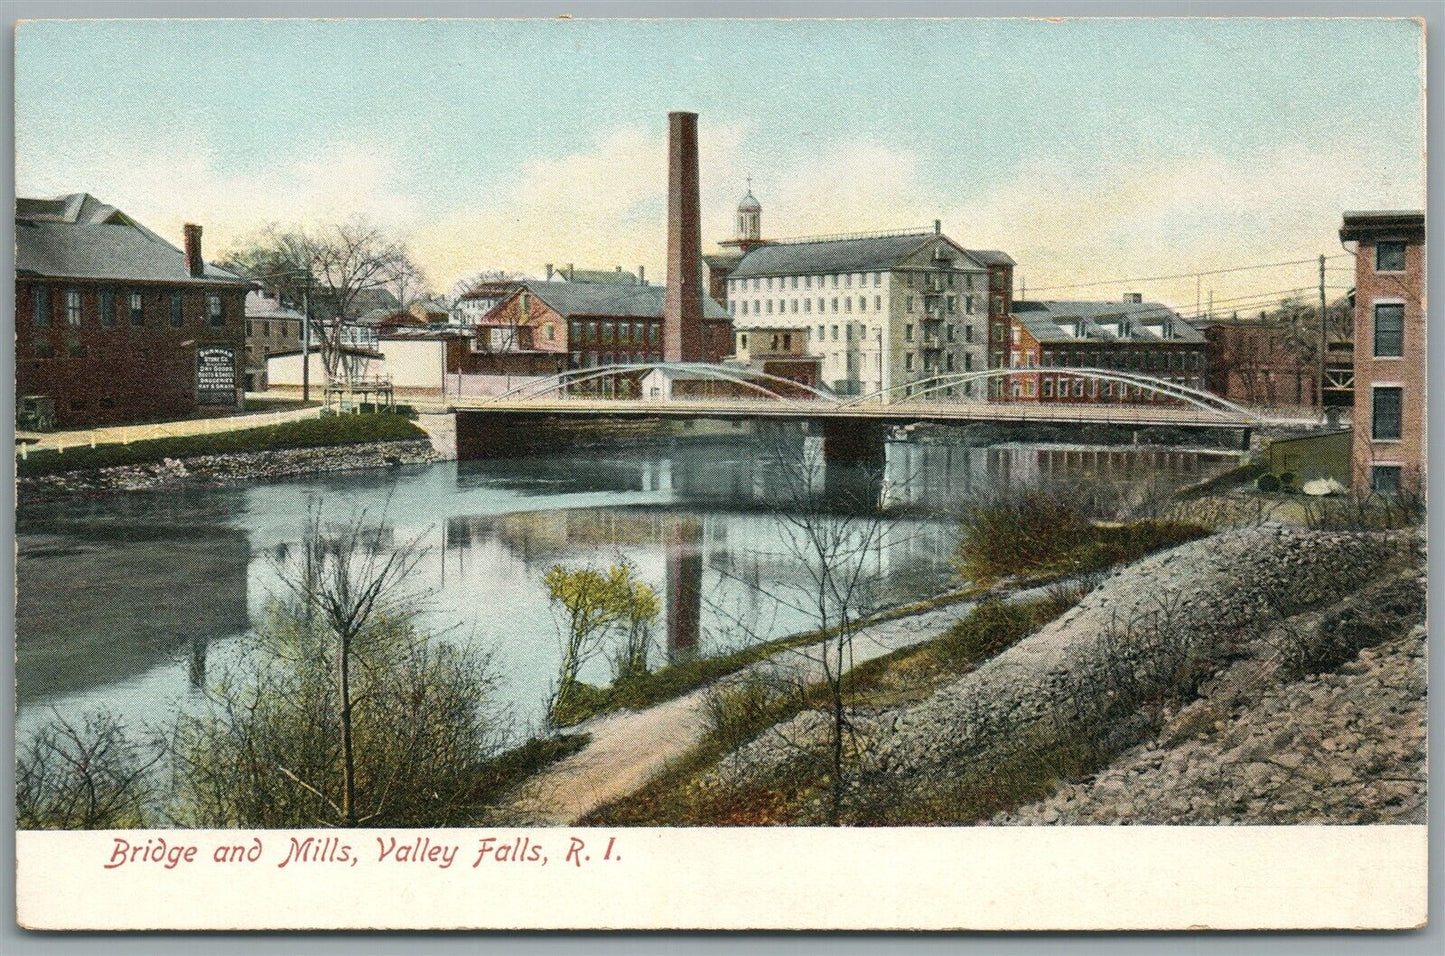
[568,319,658,346]
[730,270,982,294]
[902,352,975,373]
[247,319,305,338]
[733,294,977,318]
[31,286,225,330]
[1014,376,1203,400]
[1030,349,1205,372]
[570,351,663,368]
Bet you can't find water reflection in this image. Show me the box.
[16,439,1234,738]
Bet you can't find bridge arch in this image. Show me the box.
[480,361,843,408]
[844,367,1261,422]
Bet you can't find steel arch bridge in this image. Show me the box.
[468,361,1266,425]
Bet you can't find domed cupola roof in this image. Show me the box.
[737,189,761,213]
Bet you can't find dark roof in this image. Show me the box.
[1014,300,1203,344]
[1340,210,1424,242]
[16,193,246,286]
[729,232,937,279]
[964,249,1016,267]
[728,232,999,279]
[519,281,730,321]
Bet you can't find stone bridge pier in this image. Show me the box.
[818,418,889,467]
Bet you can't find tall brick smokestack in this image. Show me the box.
[183,224,204,278]
[664,111,703,363]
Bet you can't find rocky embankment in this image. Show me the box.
[18,439,439,502]
[697,525,1426,824]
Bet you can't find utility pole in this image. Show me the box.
[1318,253,1327,416]
[1207,289,1212,321]
[1195,275,1201,319]
[302,279,312,402]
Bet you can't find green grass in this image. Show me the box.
[583,596,1067,827]
[237,398,322,414]
[549,587,985,728]
[17,413,427,477]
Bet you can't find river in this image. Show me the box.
[15,437,1235,743]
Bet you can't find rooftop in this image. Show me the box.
[16,192,246,286]
[1340,210,1425,242]
[1014,299,1203,344]
[515,280,730,321]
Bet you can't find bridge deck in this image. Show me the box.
[447,396,1267,429]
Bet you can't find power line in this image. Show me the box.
[1026,255,1353,293]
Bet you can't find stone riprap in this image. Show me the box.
[864,526,1409,790]
[19,439,439,502]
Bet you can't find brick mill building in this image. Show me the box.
[1005,297,1207,404]
[16,193,249,429]
[1339,210,1426,494]
[1194,316,1321,411]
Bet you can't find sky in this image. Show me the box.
[15,17,1425,314]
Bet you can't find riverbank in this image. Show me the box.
[16,414,438,504]
[562,522,1424,826]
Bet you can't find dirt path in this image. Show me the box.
[495,598,995,825]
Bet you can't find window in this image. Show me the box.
[905,354,914,371]
[545,323,556,342]
[1074,379,1085,397]
[947,324,956,343]
[647,324,659,345]
[804,275,812,290]
[844,273,852,288]
[129,291,144,326]
[965,295,975,315]
[100,288,115,328]
[570,320,582,341]
[945,353,954,372]
[61,288,82,327]
[791,300,799,314]
[32,286,50,327]
[831,274,839,289]
[817,298,825,313]
[831,325,839,340]
[803,299,811,314]
[874,295,882,311]
[1376,241,1407,272]
[589,321,599,341]
[168,292,184,328]
[767,277,774,291]
[1371,387,1403,440]
[791,276,798,290]
[844,298,852,313]
[766,300,774,314]
[905,324,914,342]
[739,333,749,350]
[602,320,615,340]
[1371,465,1403,495]
[1374,304,1404,357]
[905,296,914,313]
[831,297,838,313]
[873,272,882,287]
[964,325,974,343]
[947,294,957,314]
[964,353,973,371]
[740,301,749,316]
[818,325,825,341]
[208,294,223,328]
[858,296,867,313]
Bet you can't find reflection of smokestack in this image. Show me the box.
[665,515,703,662]
[664,111,703,363]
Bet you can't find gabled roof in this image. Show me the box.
[964,249,1016,267]
[730,232,936,279]
[16,193,246,286]
[516,280,730,321]
[728,231,995,279]
[1013,300,1203,344]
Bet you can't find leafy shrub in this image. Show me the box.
[1277,471,1297,489]
[1256,474,1282,493]
[171,606,505,828]
[938,600,1039,667]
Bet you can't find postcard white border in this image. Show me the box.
[15,825,1427,931]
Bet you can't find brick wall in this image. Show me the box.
[16,279,247,428]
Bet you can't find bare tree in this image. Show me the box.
[16,710,162,829]
[272,506,427,827]
[223,218,422,380]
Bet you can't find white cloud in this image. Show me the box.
[18,122,1419,311]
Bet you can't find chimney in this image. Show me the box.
[934,219,941,235]
[183,223,204,278]
[616,265,623,273]
[1123,292,1142,304]
[664,111,704,363]
[638,265,646,285]
[545,263,554,281]
[566,263,574,281]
